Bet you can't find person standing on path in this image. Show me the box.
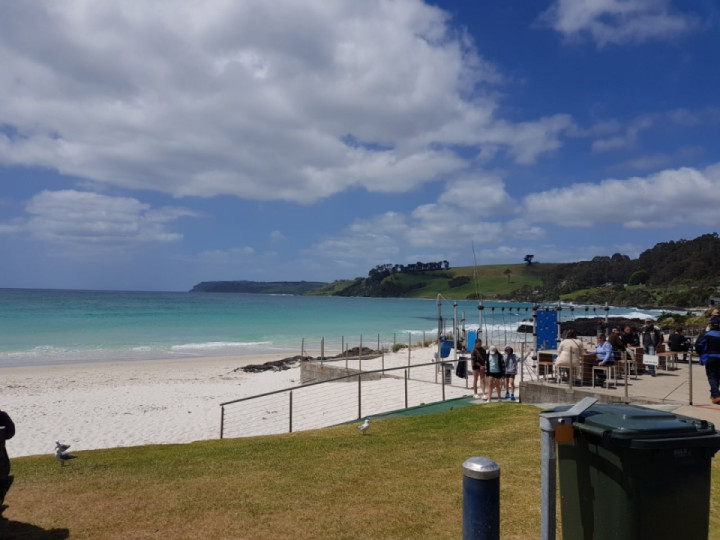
[641,319,663,376]
[485,345,505,402]
[694,317,720,405]
[503,346,519,400]
[471,337,488,400]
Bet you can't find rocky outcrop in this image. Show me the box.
[560,317,649,337]
[238,347,381,373]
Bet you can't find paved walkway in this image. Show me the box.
[525,358,720,426]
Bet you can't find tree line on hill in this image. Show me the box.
[507,233,720,307]
[368,260,450,280]
[189,233,720,307]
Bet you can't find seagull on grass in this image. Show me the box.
[357,418,370,435]
[55,441,71,452]
[55,449,77,467]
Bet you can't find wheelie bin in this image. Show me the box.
[553,403,720,539]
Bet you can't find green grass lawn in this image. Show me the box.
[3,404,719,539]
[397,264,553,299]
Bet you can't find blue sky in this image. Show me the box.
[1,0,719,291]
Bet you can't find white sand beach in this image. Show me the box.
[2,354,302,458]
[4,345,496,458]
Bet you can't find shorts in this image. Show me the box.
[505,372,517,378]
[488,372,503,379]
[472,363,484,371]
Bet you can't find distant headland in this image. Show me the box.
[190,281,326,295]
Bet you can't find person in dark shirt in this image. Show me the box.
[470,338,488,400]
[695,318,720,405]
[621,325,640,347]
[608,327,627,362]
[0,409,15,507]
[668,327,689,361]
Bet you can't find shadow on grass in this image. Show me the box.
[1,506,69,539]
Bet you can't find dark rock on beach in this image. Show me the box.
[239,347,382,373]
[239,355,312,373]
[560,317,647,337]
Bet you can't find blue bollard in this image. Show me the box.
[462,456,500,540]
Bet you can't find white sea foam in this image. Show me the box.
[171,341,273,351]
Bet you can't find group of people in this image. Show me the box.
[553,319,670,381]
[470,338,524,402]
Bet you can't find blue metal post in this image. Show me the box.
[462,456,500,540]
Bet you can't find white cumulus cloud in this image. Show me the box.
[523,163,720,228]
[541,0,697,46]
[23,189,195,249]
[0,0,573,204]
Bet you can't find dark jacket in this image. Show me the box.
[471,346,488,370]
[642,325,662,348]
[0,411,14,441]
[621,330,640,347]
[486,352,505,376]
[608,332,626,351]
[695,329,720,364]
[668,332,689,352]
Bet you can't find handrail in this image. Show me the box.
[219,358,450,407]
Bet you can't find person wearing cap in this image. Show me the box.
[694,317,720,405]
[641,319,663,376]
[503,346,519,400]
[485,345,505,402]
[470,337,488,400]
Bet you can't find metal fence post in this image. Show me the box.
[289,391,293,433]
[358,373,362,419]
[442,361,446,401]
[462,457,500,540]
[404,369,408,408]
[220,406,225,439]
[689,349,694,405]
[408,332,412,367]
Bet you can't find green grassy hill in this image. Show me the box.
[314,263,559,300]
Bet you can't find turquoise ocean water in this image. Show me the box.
[0,289,665,367]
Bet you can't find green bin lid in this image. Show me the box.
[568,404,720,449]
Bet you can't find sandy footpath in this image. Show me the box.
[2,346,469,458]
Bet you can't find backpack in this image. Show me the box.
[455,359,467,379]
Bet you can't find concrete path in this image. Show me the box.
[525,358,720,426]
